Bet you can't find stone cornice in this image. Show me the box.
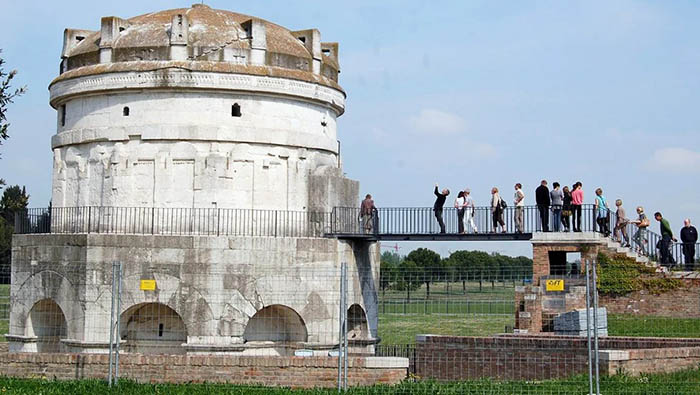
[49,69,346,115]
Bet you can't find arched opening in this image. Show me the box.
[120,303,187,354]
[243,305,307,343]
[122,106,130,116]
[347,304,369,340]
[26,299,67,353]
[231,103,241,117]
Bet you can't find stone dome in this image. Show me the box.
[53,4,341,93]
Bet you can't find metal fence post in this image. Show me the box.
[108,261,123,386]
[343,262,348,391]
[585,258,594,395]
[592,257,600,395]
[115,261,123,384]
[108,261,117,387]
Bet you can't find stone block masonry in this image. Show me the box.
[0,352,408,388]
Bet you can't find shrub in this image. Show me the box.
[596,253,682,296]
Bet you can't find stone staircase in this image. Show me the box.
[603,239,668,273]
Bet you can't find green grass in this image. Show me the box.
[378,299,514,315]
[2,369,700,394]
[378,313,513,344]
[608,314,700,338]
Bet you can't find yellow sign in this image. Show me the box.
[140,279,157,291]
[545,279,564,291]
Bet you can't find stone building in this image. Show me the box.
[8,4,379,355]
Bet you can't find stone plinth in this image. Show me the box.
[9,233,380,355]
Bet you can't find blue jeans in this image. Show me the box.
[552,208,562,231]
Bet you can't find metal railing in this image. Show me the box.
[14,207,331,238]
[331,204,599,235]
[611,213,700,270]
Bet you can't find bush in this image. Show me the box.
[597,253,682,297]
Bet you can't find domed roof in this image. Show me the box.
[54,4,342,91]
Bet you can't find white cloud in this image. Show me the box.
[647,147,700,172]
[408,109,467,135]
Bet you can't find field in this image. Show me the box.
[2,370,700,394]
[608,314,700,338]
[378,314,512,344]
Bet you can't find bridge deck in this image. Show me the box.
[327,232,534,241]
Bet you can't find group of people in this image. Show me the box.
[359,183,699,269]
[430,181,699,268]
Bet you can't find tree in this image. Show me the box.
[448,250,472,293]
[394,260,423,301]
[0,48,27,186]
[0,185,29,284]
[380,251,401,296]
[405,248,442,299]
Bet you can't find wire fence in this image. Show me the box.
[2,258,700,393]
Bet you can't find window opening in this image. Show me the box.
[123,106,130,116]
[158,323,164,337]
[231,103,241,117]
[60,105,66,127]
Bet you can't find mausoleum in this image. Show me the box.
[8,4,379,355]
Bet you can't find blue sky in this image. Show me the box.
[2,1,699,257]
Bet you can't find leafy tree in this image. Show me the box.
[394,259,423,301]
[0,185,29,284]
[380,251,401,296]
[0,48,27,186]
[405,248,441,299]
[448,250,475,293]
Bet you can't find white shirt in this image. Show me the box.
[464,195,474,207]
[454,196,465,208]
[514,189,525,207]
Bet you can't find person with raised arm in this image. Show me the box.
[433,183,449,234]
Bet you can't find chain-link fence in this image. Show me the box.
[2,243,700,393]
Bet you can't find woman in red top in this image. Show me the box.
[571,182,584,232]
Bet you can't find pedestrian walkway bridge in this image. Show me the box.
[13,205,697,265]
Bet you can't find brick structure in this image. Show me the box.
[415,334,700,380]
[0,352,407,387]
[515,233,605,333]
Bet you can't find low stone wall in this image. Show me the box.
[415,334,700,381]
[0,352,407,388]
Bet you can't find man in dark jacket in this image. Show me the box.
[434,183,449,234]
[535,180,550,232]
[681,219,698,270]
[655,212,677,266]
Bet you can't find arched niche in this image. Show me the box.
[347,304,369,340]
[243,304,308,343]
[120,303,187,354]
[26,299,67,353]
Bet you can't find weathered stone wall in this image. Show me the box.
[50,87,353,211]
[415,334,700,380]
[0,353,407,387]
[10,234,380,354]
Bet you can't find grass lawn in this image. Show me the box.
[608,314,700,338]
[378,313,513,344]
[2,369,700,394]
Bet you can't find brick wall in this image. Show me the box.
[532,244,599,285]
[602,282,700,318]
[415,334,700,380]
[0,353,407,388]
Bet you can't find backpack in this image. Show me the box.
[499,198,507,210]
